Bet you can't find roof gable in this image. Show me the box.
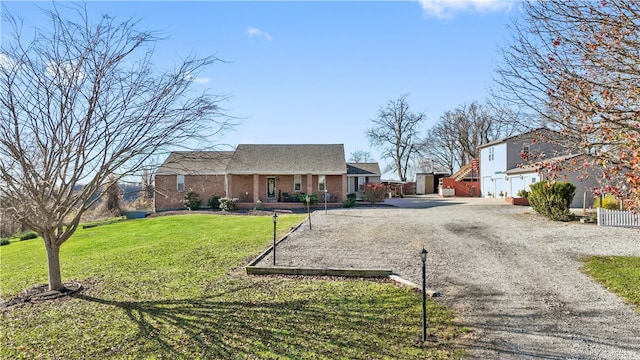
[478,128,561,150]
[346,163,381,176]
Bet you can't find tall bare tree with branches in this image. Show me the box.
[0,4,233,292]
[422,102,517,173]
[366,94,426,181]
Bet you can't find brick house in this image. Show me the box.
[154,144,369,211]
[154,151,234,211]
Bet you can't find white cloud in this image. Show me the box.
[46,60,86,82]
[0,54,17,71]
[418,0,515,18]
[183,71,211,84]
[192,77,211,84]
[247,26,272,41]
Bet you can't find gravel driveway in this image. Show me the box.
[255,195,640,359]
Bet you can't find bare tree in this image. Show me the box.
[0,4,233,291]
[495,0,640,210]
[422,102,515,173]
[366,94,426,181]
[348,150,374,163]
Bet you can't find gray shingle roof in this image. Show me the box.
[226,144,346,175]
[156,151,234,175]
[478,127,561,149]
[504,154,582,175]
[346,163,381,176]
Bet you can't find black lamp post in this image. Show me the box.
[324,189,328,214]
[272,212,278,266]
[420,247,428,342]
[306,194,312,230]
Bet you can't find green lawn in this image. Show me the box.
[582,256,640,314]
[0,214,467,359]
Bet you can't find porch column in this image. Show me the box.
[226,174,232,198]
[307,173,313,195]
[341,174,347,202]
[253,174,260,202]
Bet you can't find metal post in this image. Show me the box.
[272,212,278,266]
[324,190,328,214]
[420,247,428,342]
[306,195,312,230]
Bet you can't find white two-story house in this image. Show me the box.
[478,128,598,208]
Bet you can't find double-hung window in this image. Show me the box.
[318,175,326,191]
[294,175,302,192]
[488,147,495,161]
[177,175,185,192]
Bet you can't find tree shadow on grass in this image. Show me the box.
[72,281,435,358]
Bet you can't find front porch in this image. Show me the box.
[235,202,343,210]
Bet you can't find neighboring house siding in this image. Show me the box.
[155,174,225,211]
[480,143,507,197]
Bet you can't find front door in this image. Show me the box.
[267,177,276,199]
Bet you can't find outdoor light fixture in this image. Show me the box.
[272,212,278,266]
[420,247,429,342]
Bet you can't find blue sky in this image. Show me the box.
[2,1,519,177]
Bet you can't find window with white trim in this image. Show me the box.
[488,147,495,161]
[177,175,185,192]
[318,175,326,191]
[294,175,302,192]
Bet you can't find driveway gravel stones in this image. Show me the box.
[255,196,640,359]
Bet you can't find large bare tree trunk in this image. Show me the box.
[44,236,63,291]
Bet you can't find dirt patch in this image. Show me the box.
[1,281,83,310]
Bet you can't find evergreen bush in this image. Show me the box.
[183,191,202,210]
[342,193,357,208]
[528,181,576,221]
[19,231,38,241]
[207,195,220,209]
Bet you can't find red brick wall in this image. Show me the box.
[155,174,226,211]
[441,178,480,197]
[156,173,347,210]
[229,175,254,202]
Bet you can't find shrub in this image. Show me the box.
[594,194,620,210]
[359,183,387,204]
[342,193,357,208]
[0,238,10,246]
[528,181,576,221]
[183,191,202,210]
[19,231,38,241]
[517,189,529,198]
[207,195,220,209]
[254,200,263,210]
[298,193,318,208]
[219,197,238,211]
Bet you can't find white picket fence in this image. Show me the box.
[597,208,640,228]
